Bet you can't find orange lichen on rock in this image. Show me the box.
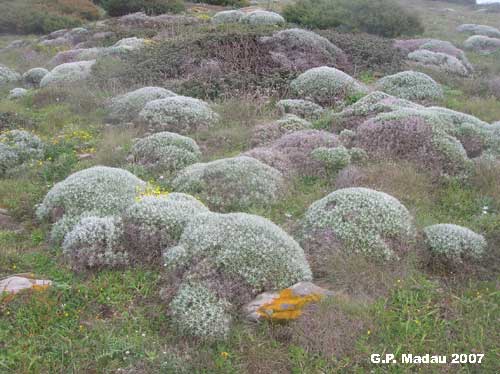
[256,288,324,320]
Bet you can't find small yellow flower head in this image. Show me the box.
[220,351,229,359]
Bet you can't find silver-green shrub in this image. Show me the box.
[211,10,245,24]
[108,87,176,122]
[375,71,443,102]
[138,95,219,135]
[122,193,209,263]
[62,216,128,269]
[164,211,312,338]
[407,50,469,76]
[0,64,20,86]
[464,35,500,54]
[36,166,146,222]
[40,60,96,87]
[290,66,368,106]
[22,67,49,87]
[130,131,201,178]
[311,146,351,173]
[457,24,500,38]
[277,99,325,120]
[302,187,416,259]
[424,224,487,262]
[0,130,45,175]
[241,10,285,26]
[171,156,285,211]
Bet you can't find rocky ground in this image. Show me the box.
[0,0,499,372]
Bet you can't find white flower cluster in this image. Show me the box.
[22,68,49,87]
[408,50,469,76]
[457,24,500,38]
[240,10,285,26]
[290,66,368,105]
[0,130,45,175]
[122,193,209,262]
[108,87,176,122]
[40,60,96,87]
[171,156,285,211]
[375,71,443,102]
[277,99,325,120]
[36,166,146,222]
[424,224,487,261]
[311,146,351,173]
[211,10,245,24]
[138,95,219,135]
[130,131,201,178]
[0,64,20,86]
[62,216,129,269]
[302,187,416,259]
[464,35,500,54]
[169,282,231,339]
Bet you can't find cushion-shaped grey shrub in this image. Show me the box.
[171,156,285,211]
[457,24,500,38]
[0,64,20,86]
[211,10,245,24]
[419,40,473,72]
[241,10,285,26]
[169,282,232,339]
[301,187,416,259]
[36,166,146,223]
[464,35,500,54]
[164,211,312,338]
[22,67,49,87]
[130,131,201,178]
[40,60,96,87]
[8,88,28,99]
[108,87,176,123]
[407,50,469,76]
[374,71,443,102]
[251,115,312,146]
[311,146,351,173]
[0,130,45,175]
[259,28,348,71]
[290,66,368,106]
[245,129,340,176]
[355,110,473,177]
[62,216,128,269]
[424,224,487,262]
[138,95,219,135]
[122,193,209,263]
[331,91,423,130]
[277,99,325,120]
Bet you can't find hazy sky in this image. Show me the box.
[476,0,500,4]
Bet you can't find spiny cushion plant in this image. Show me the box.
[258,28,348,72]
[138,95,219,135]
[171,156,285,211]
[0,64,21,86]
[407,50,469,76]
[130,131,201,178]
[241,11,285,26]
[108,87,176,123]
[0,130,45,176]
[164,211,312,337]
[169,282,232,339]
[330,91,423,130]
[290,66,368,106]
[301,187,416,259]
[464,35,500,54]
[424,224,487,263]
[36,166,146,224]
[311,146,351,173]
[23,68,49,87]
[211,10,245,24]
[355,110,474,177]
[250,115,312,146]
[374,71,443,102]
[277,99,325,120]
[457,23,500,38]
[39,60,96,87]
[62,216,128,270]
[8,88,28,99]
[245,130,340,177]
[121,193,209,264]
